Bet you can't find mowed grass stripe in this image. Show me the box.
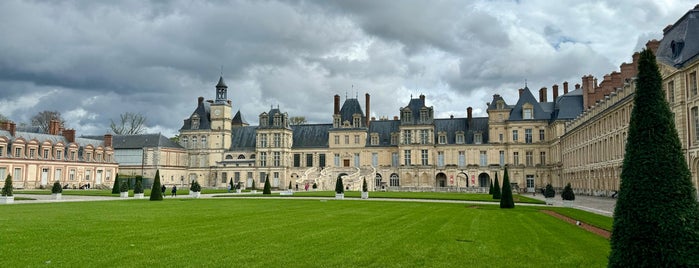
[0,199,608,267]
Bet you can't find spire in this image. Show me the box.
[216,76,228,88]
[215,76,228,103]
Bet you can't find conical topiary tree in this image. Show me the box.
[229,178,234,192]
[608,49,699,267]
[488,180,493,194]
[134,178,144,194]
[561,183,575,201]
[499,167,514,209]
[492,172,501,199]
[263,175,272,195]
[149,170,163,201]
[335,175,344,194]
[544,184,555,198]
[111,174,120,194]
[251,180,256,191]
[119,181,129,193]
[1,175,13,196]
[362,177,368,192]
[288,181,292,190]
[52,181,63,194]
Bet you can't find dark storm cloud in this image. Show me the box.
[0,0,695,136]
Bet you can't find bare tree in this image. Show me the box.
[31,111,65,133]
[110,112,147,135]
[0,113,8,122]
[289,116,307,126]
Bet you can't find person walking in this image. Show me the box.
[161,184,166,197]
[171,185,177,197]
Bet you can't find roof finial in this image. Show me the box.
[525,78,528,88]
[220,65,223,77]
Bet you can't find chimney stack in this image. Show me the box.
[467,107,473,121]
[198,96,204,104]
[518,88,524,98]
[539,87,547,102]
[563,81,569,94]
[552,84,559,100]
[393,116,399,120]
[104,134,113,148]
[334,95,340,115]
[365,93,371,127]
[9,122,16,137]
[419,94,425,102]
[575,84,581,90]
[62,129,76,143]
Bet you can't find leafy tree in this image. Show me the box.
[111,174,120,194]
[134,178,144,194]
[544,184,555,198]
[149,170,163,201]
[499,167,514,209]
[0,113,8,122]
[608,49,699,267]
[561,183,575,201]
[110,112,147,135]
[492,173,501,199]
[289,116,307,125]
[1,175,12,196]
[52,181,62,194]
[362,177,368,192]
[263,175,271,195]
[335,175,344,194]
[31,110,64,133]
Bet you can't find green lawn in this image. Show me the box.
[219,191,546,204]
[0,199,609,267]
[540,207,614,231]
[14,188,231,196]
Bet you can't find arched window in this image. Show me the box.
[250,154,256,159]
[237,154,246,159]
[201,136,207,148]
[225,155,233,160]
[182,136,188,148]
[192,136,198,149]
[389,173,400,186]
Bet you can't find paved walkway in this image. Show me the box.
[10,191,617,217]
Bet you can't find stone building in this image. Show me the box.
[0,120,118,189]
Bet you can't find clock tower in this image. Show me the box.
[210,76,233,149]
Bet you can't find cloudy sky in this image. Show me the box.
[0,0,695,137]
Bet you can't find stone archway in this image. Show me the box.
[457,172,468,187]
[436,172,447,187]
[478,172,490,188]
[375,173,383,190]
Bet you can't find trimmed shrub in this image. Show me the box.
[111,174,120,194]
[492,173,501,199]
[190,180,201,192]
[263,175,271,195]
[609,49,699,266]
[149,170,163,201]
[312,182,317,189]
[1,175,12,196]
[544,184,555,198]
[52,181,62,194]
[335,175,344,194]
[362,177,368,192]
[288,181,292,190]
[561,183,575,201]
[134,178,144,194]
[119,181,128,193]
[229,178,234,191]
[499,167,514,209]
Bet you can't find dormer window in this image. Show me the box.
[260,113,269,127]
[420,108,429,122]
[456,132,465,144]
[353,114,361,128]
[191,114,200,129]
[522,103,533,119]
[370,133,379,145]
[438,132,446,144]
[333,115,341,128]
[671,40,684,58]
[474,132,483,144]
[496,100,504,109]
[273,114,281,126]
[402,109,412,123]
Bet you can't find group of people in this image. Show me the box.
[160,184,177,197]
[295,183,311,191]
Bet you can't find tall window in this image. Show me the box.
[691,72,697,97]
[85,170,91,181]
[14,147,21,158]
[540,151,546,165]
[438,134,446,144]
[372,153,378,166]
[403,130,411,144]
[499,133,503,142]
[354,135,360,144]
[390,174,400,187]
[260,134,267,147]
[334,154,340,167]
[371,135,378,145]
[525,151,533,166]
[404,150,412,166]
[523,108,533,119]
[260,152,267,167]
[306,154,313,167]
[201,136,207,148]
[293,154,301,167]
[479,151,487,166]
[458,151,466,167]
[392,153,399,167]
[390,133,397,145]
[474,133,482,144]
[539,129,545,141]
[421,150,429,165]
[192,137,197,149]
[319,154,326,167]
[182,137,188,148]
[437,151,444,167]
[512,130,518,142]
[513,152,519,165]
[334,135,339,145]
[69,169,75,181]
[273,152,280,167]
[273,133,281,147]
[420,130,429,144]
[456,134,464,144]
[668,80,675,103]
[499,150,505,166]
[525,129,532,144]
[344,135,349,144]
[693,107,699,145]
[354,153,360,167]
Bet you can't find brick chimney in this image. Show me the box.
[62,129,76,143]
[552,84,559,100]
[563,82,569,94]
[575,84,581,90]
[48,119,60,135]
[198,96,204,104]
[334,95,340,115]
[646,39,660,55]
[104,134,113,148]
[539,87,547,102]
[419,94,425,102]
[365,93,371,127]
[518,88,524,98]
[467,107,473,121]
[9,122,16,137]
[393,116,399,120]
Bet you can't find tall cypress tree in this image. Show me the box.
[608,49,699,267]
[111,173,120,194]
[499,167,514,209]
[149,170,163,201]
[335,175,344,194]
[492,172,501,199]
[488,181,493,195]
[263,174,272,195]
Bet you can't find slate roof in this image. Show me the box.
[551,88,584,120]
[657,6,699,68]
[82,134,182,149]
[1,130,105,147]
[434,117,489,144]
[508,87,551,121]
[401,97,430,124]
[232,110,248,125]
[338,98,366,126]
[292,124,332,148]
[216,76,227,88]
[487,94,510,110]
[366,120,400,146]
[230,126,257,151]
[180,101,211,130]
